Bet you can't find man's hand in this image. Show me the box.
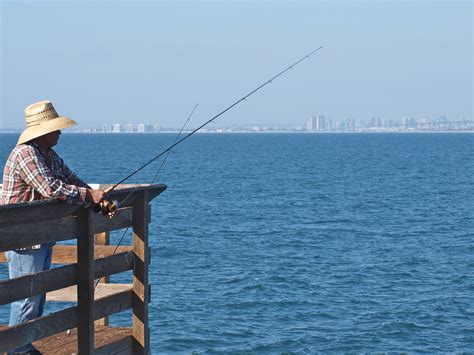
[86,189,104,204]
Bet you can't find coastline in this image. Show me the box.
[1,130,473,134]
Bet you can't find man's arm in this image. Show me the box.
[16,146,90,203]
[58,156,91,188]
[57,156,105,204]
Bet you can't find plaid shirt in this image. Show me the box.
[1,142,89,249]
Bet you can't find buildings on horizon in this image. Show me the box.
[102,123,161,133]
[305,114,472,132]
[91,115,473,133]
[307,114,330,131]
[4,114,467,133]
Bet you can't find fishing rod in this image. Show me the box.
[116,103,199,208]
[92,104,198,215]
[95,46,323,214]
[94,104,197,290]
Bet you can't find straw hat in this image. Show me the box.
[17,101,77,145]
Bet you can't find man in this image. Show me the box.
[1,100,104,353]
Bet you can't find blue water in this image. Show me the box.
[1,133,473,352]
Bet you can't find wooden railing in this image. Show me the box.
[0,184,166,354]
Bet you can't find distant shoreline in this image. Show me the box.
[1,130,473,134]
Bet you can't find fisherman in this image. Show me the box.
[0,100,104,354]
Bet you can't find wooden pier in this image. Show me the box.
[0,184,166,354]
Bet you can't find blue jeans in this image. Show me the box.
[6,244,53,353]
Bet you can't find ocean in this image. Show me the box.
[0,132,473,352]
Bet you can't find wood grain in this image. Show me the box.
[0,263,77,306]
[0,245,133,264]
[0,206,134,252]
[77,208,94,354]
[47,283,132,303]
[0,304,79,352]
[0,216,77,252]
[95,231,110,327]
[132,191,150,354]
[0,290,132,353]
[0,199,80,225]
[0,251,133,306]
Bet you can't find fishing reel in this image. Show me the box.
[92,200,119,215]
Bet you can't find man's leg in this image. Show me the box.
[36,244,53,317]
[6,244,53,353]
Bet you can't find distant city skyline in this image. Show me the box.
[0,111,472,133]
[80,112,474,132]
[2,115,472,134]
[2,113,470,133]
[1,1,472,129]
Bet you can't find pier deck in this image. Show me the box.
[0,184,166,354]
[0,325,132,354]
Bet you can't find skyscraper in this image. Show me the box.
[308,114,326,131]
[346,117,356,131]
[307,116,316,130]
[316,114,325,131]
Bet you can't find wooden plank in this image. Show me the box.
[0,251,133,306]
[53,244,132,264]
[95,233,110,262]
[0,263,77,306]
[132,315,146,353]
[133,234,146,263]
[101,183,167,207]
[0,303,79,352]
[94,251,134,279]
[0,181,165,225]
[0,245,133,264]
[27,326,132,355]
[95,334,133,355]
[77,208,95,354]
[31,326,78,352]
[94,326,132,355]
[0,290,132,353]
[0,191,160,253]
[93,289,133,319]
[132,278,146,302]
[95,232,110,245]
[0,216,77,252]
[90,245,134,262]
[132,191,150,354]
[47,283,132,302]
[0,199,80,226]
[0,206,134,252]
[91,206,133,234]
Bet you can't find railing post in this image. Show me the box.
[132,190,150,354]
[94,231,110,326]
[77,207,95,354]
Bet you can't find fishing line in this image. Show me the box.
[94,104,198,290]
[102,46,323,199]
[116,104,199,209]
[93,46,324,289]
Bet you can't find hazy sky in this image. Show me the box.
[1,1,472,129]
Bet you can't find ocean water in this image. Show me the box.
[0,132,473,352]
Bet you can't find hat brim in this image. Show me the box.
[17,116,77,145]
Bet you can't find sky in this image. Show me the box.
[0,1,472,130]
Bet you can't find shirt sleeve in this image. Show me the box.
[16,147,88,203]
[57,156,91,189]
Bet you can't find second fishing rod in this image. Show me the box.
[93,46,323,214]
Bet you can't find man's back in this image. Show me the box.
[1,142,88,205]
